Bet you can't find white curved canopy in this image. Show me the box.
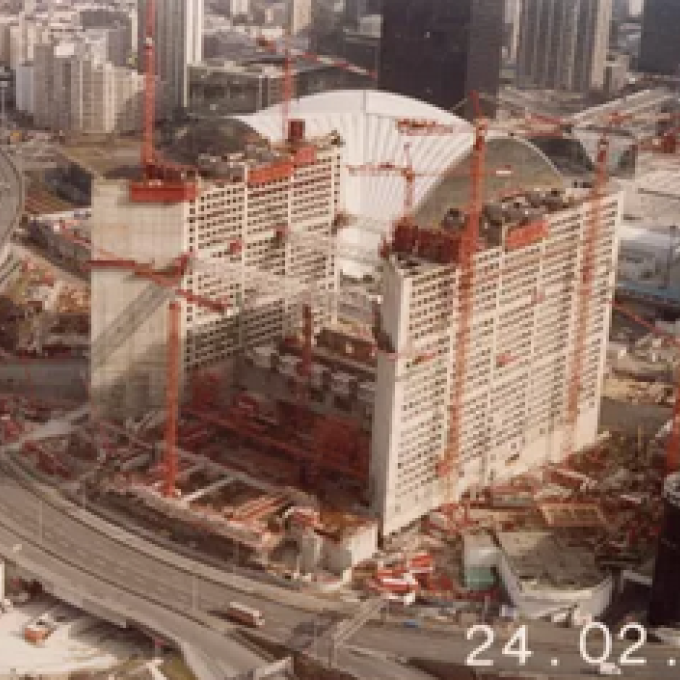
[235,90,475,268]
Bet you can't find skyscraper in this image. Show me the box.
[138,0,203,114]
[379,0,503,117]
[639,0,680,76]
[517,0,612,93]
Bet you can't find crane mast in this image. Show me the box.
[142,0,155,179]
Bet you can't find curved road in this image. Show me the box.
[0,145,24,246]
[0,456,677,679]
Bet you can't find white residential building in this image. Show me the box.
[91,130,342,416]
[33,39,144,133]
[371,187,621,534]
[228,0,250,17]
[79,6,138,67]
[138,0,203,112]
[0,15,49,70]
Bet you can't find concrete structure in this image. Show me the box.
[371,184,621,534]
[517,0,613,93]
[288,0,311,35]
[232,90,472,276]
[497,531,614,619]
[639,0,680,76]
[604,52,630,94]
[379,0,504,118]
[138,0,203,113]
[228,0,250,17]
[14,60,33,114]
[91,130,342,416]
[79,6,138,68]
[188,57,372,118]
[0,15,50,71]
[33,39,144,134]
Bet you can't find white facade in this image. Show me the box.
[371,189,621,535]
[228,0,250,16]
[138,0,203,112]
[3,16,49,70]
[517,0,612,92]
[497,531,613,619]
[33,40,77,130]
[91,136,342,416]
[33,39,144,133]
[236,90,473,275]
[504,0,522,63]
[288,0,312,35]
[14,61,33,114]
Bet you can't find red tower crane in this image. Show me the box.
[141,0,156,179]
[437,93,488,497]
[254,36,376,140]
[561,135,610,464]
[129,0,198,203]
[347,143,418,224]
[163,301,180,497]
[75,236,231,497]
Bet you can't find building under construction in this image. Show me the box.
[89,89,622,538]
[91,122,342,416]
[372,185,620,533]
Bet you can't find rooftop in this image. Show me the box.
[497,530,607,592]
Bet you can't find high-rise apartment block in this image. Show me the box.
[91,131,342,416]
[371,188,621,534]
[0,14,49,70]
[33,39,144,133]
[379,0,503,118]
[517,0,612,92]
[639,0,680,76]
[79,7,138,68]
[138,0,203,113]
[228,0,250,17]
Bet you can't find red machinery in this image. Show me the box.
[129,0,198,203]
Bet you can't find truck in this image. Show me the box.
[222,602,265,628]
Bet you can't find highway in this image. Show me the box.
[0,146,24,252]
[0,455,678,680]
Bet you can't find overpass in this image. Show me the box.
[0,443,678,679]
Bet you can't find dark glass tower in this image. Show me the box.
[379,0,503,118]
[648,474,680,627]
[639,0,680,76]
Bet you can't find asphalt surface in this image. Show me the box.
[0,456,678,680]
[0,465,282,679]
[0,146,23,250]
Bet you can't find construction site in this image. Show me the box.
[3,1,680,638]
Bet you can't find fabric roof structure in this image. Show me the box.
[232,90,565,274]
[235,90,474,226]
